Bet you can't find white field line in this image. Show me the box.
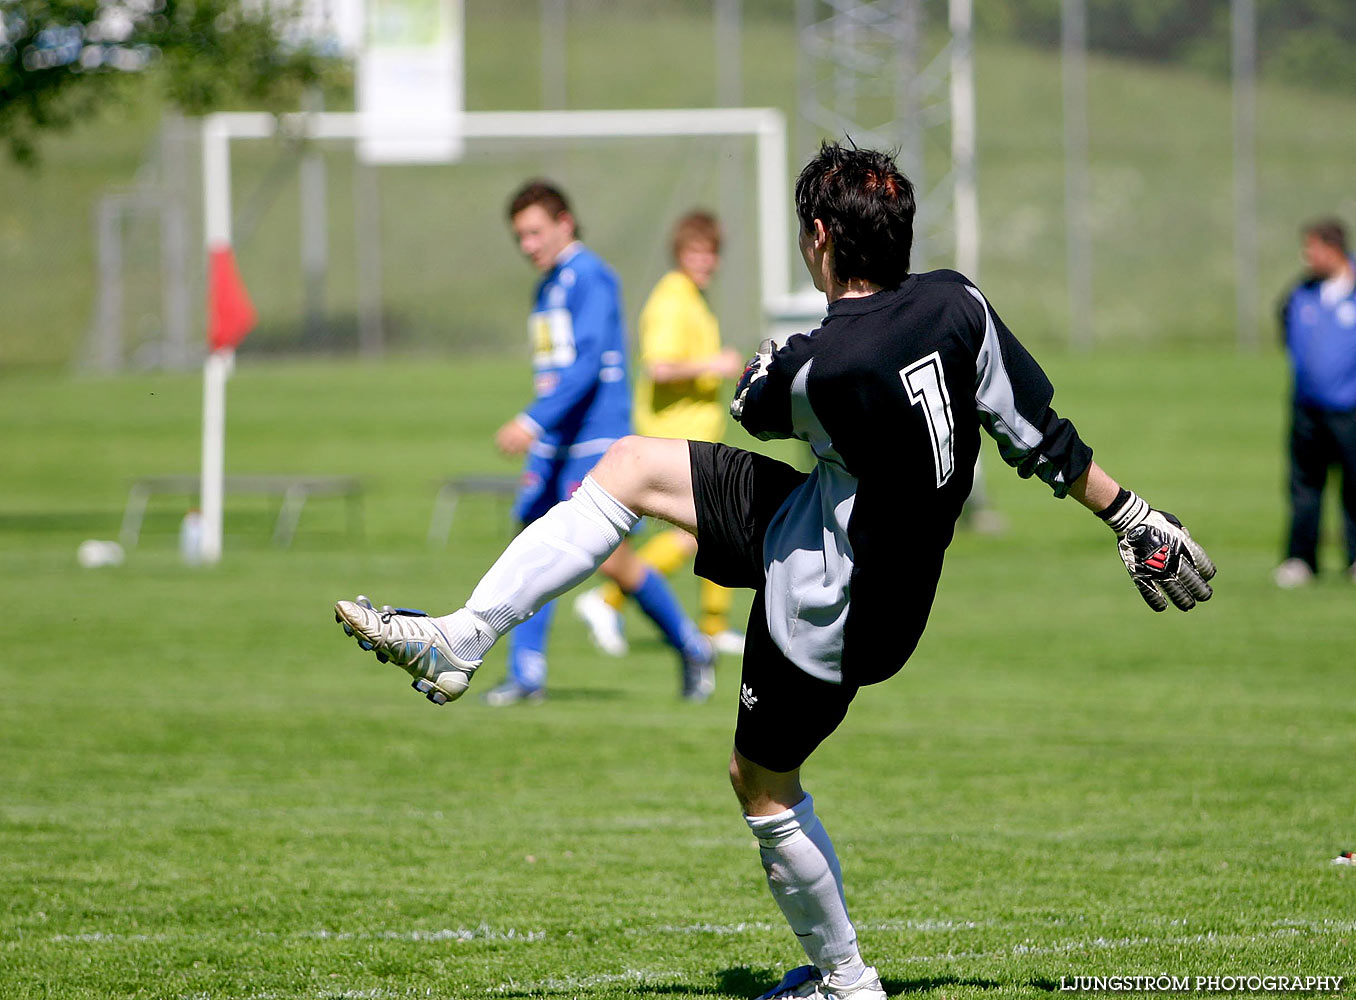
[648,918,984,935]
[479,926,1350,1000]
[894,927,1314,965]
[47,924,545,945]
[303,927,546,942]
[180,992,438,1000]
[488,968,685,994]
[45,917,1351,963]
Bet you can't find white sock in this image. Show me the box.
[432,607,498,664]
[439,476,639,652]
[746,794,867,983]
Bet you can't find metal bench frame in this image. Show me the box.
[120,475,363,548]
[427,475,519,546]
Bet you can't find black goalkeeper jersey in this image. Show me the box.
[737,269,1093,687]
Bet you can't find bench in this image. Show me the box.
[427,474,520,546]
[119,474,363,548]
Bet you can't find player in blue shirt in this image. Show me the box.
[482,181,715,704]
[1274,217,1356,587]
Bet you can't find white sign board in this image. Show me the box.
[357,0,464,163]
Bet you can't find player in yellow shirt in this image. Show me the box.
[575,212,746,657]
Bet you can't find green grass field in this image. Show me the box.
[2,350,1354,998]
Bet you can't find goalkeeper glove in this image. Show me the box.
[729,338,777,422]
[1098,489,1217,612]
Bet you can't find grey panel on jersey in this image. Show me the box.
[763,358,859,684]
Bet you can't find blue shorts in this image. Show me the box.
[512,447,611,525]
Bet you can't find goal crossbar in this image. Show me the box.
[203,107,791,308]
[198,107,791,565]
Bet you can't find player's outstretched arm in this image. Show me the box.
[1069,462,1218,613]
[730,337,798,441]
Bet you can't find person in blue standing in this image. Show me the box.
[1274,217,1356,588]
[484,179,716,703]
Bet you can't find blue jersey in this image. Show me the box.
[518,244,632,455]
[1283,266,1356,411]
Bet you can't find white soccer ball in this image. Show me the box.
[77,539,125,569]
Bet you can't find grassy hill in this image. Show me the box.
[3,6,1356,370]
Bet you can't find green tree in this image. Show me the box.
[0,0,345,162]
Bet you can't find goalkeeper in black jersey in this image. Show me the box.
[334,142,1216,1000]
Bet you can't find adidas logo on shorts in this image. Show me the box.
[740,683,758,711]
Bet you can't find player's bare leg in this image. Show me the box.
[335,436,699,702]
[732,751,885,1000]
[590,435,699,532]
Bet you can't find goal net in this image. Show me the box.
[204,109,792,362]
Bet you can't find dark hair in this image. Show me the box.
[507,180,578,235]
[671,210,722,259]
[1303,217,1348,255]
[794,141,915,288]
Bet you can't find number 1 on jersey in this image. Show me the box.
[900,352,955,488]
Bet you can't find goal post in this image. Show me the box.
[197,107,791,565]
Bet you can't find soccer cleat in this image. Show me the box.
[334,596,481,704]
[756,966,822,999]
[756,966,887,1000]
[573,588,629,657]
[1273,558,1314,589]
[480,680,545,707]
[710,629,746,656]
[819,967,887,1000]
[1333,851,1356,866]
[755,965,888,1000]
[680,633,716,702]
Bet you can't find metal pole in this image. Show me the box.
[301,91,329,344]
[757,113,791,305]
[949,0,978,281]
[160,113,192,369]
[94,197,124,373]
[896,0,923,265]
[833,3,855,128]
[541,0,566,110]
[355,159,385,356]
[1232,0,1259,352]
[715,0,748,344]
[1062,0,1093,349]
[794,0,814,169]
[715,0,742,107]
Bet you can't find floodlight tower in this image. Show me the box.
[794,0,977,278]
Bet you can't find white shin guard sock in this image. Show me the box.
[454,475,639,641]
[746,794,867,984]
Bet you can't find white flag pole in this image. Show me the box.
[200,115,233,566]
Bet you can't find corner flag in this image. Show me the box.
[207,245,256,352]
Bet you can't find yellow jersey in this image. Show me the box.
[633,270,727,442]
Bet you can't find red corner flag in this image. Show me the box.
[207,245,257,352]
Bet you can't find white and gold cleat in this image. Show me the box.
[756,966,887,1000]
[334,596,482,705]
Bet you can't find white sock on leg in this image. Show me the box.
[431,607,498,664]
[435,476,639,659]
[746,794,868,985]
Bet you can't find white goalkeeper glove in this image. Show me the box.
[1098,489,1217,612]
[729,338,777,422]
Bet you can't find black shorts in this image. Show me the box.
[688,441,859,773]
